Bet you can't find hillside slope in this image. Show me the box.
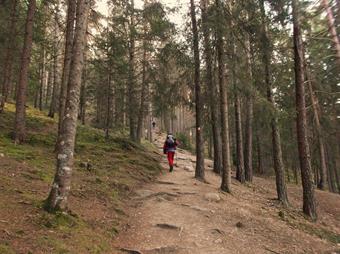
[114,132,340,254]
[0,105,162,254]
[1,105,340,254]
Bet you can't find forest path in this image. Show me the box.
[113,131,340,254]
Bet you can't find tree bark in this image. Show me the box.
[105,64,112,139]
[321,0,340,67]
[325,145,336,192]
[336,0,340,34]
[79,49,87,125]
[46,66,52,107]
[256,130,264,175]
[244,37,254,182]
[58,0,76,133]
[292,0,317,220]
[306,68,328,190]
[293,164,299,185]
[46,0,90,212]
[201,0,223,175]
[128,0,138,141]
[48,39,59,118]
[13,0,36,144]
[147,103,153,142]
[216,0,231,192]
[260,0,288,206]
[0,0,18,113]
[137,34,148,143]
[334,130,340,193]
[39,48,46,111]
[49,6,60,118]
[235,90,245,183]
[190,0,205,181]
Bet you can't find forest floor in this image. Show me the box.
[114,131,340,254]
[0,104,163,254]
[1,105,340,253]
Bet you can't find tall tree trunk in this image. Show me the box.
[147,102,153,142]
[128,0,138,141]
[334,130,340,193]
[257,130,264,175]
[46,0,90,212]
[216,0,231,192]
[49,35,59,118]
[321,0,340,67]
[0,0,18,112]
[190,0,205,181]
[260,0,289,206]
[57,0,76,134]
[336,0,340,33]
[79,50,87,125]
[201,0,223,175]
[333,148,340,193]
[325,145,336,192]
[34,83,39,109]
[306,67,328,190]
[208,134,212,159]
[49,6,60,118]
[292,0,317,220]
[105,71,112,139]
[286,162,291,183]
[235,90,245,183]
[45,66,52,107]
[293,164,299,185]
[136,34,148,143]
[231,15,245,184]
[39,49,46,111]
[271,119,289,204]
[13,0,36,144]
[244,37,254,182]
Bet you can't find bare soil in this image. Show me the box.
[114,132,340,254]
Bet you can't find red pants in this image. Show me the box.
[167,152,175,166]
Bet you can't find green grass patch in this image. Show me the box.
[0,105,163,253]
[40,212,80,231]
[297,222,340,244]
[0,244,16,254]
[36,236,71,254]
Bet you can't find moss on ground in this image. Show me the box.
[0,105,162,253]
[298,222,340,244]
[0,244,16,254]
[280,208,340,244]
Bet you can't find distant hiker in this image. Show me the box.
[152,121,156,129]
[163,133,178,172]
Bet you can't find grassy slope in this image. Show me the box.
[0,104,162,254]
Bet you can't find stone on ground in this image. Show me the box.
[155,223,182,230]
[204,193,221,202]
[184,165,194,172]
[136,190,154,199]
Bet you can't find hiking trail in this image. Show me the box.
[114,131,340,254]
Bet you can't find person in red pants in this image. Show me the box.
[163,134,178,172]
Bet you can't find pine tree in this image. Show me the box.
[292,0,317,220]
[13,0,37,144]
[46,0,91,212]
[190,0,205,181]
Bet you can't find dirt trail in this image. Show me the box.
[114,132,340,254]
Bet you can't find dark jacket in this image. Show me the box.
[163,138,178,154]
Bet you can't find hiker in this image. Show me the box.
[163,133,178,172]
